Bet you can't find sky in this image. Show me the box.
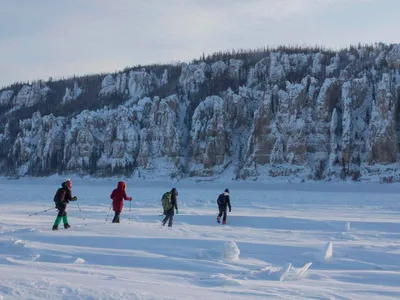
[0,0,399,88]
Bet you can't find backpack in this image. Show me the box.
[217,193,226,206]
[161,192,173,211]
[53,188,66,204]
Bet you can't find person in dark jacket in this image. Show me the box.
[217,188,231,225]
[110,181,132,223]
[53,179,77,230]
[162,188,178,227]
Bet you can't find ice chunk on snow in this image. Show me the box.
[345,222,351,231]
[248,262,311,281]
[223,241,240,261]
[323,242,333,262]
[196,242,240,261]
[73,258,85,264]
[13,239,25,246]
[308,241,334,263]
[296,262,312,279]
[277,262,292,281]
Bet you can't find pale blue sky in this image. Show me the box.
[1,0,399,87]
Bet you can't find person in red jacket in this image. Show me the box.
[110,181,132,223]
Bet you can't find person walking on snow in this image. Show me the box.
[161,188,178,227]
[217,189,231,225]
[110,181,132,223]
[53,179,77,230]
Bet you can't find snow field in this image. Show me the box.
[1,178,400,299]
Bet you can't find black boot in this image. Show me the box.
[52,225,59,231]
[113,212,121,223]
[64,223,71,229]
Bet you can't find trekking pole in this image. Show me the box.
[105,203,112,223]
[28,207,56,217]
[158,211,165,222]
[128,200,132,223]
[75,200,87,226]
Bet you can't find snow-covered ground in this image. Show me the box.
[1,177,400,299]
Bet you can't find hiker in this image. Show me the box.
[217,188,231,225]
[161,188,178,227]
[110,181,132,223]
[53,179,77,230]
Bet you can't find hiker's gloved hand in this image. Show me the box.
[176,209,179,214]
[72,196,77,201]
[128,197,132,201]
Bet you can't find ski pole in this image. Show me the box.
[105,203,112,223]
[29,207,56,217]
[75,200,87,225]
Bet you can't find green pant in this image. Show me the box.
[54,215,68,226]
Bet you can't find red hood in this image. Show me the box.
[62,180,72,190]
[117,181,126,191]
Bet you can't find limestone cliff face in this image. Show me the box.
[12,112,65,174]
[147,95,182,159]
[0,90,14,107]
[1,44,400,181]
[100,69,154,100]
[189,95,232,176]
[367,73,398,164]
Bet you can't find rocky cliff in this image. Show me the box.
[1,44,400,181]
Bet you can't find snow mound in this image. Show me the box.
[223,241,240,261]
[8,228,38,234]
[196,241,240,261]
[196,248,221,260]
[73,258,86,264]
[334,232,358,241]
[13,239,26,246]
[248,262,312,281]
[0,238,38,262]
[199,274,242,286]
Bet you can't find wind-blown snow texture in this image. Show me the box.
[1,178,400,299]
[1,44,400,181]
